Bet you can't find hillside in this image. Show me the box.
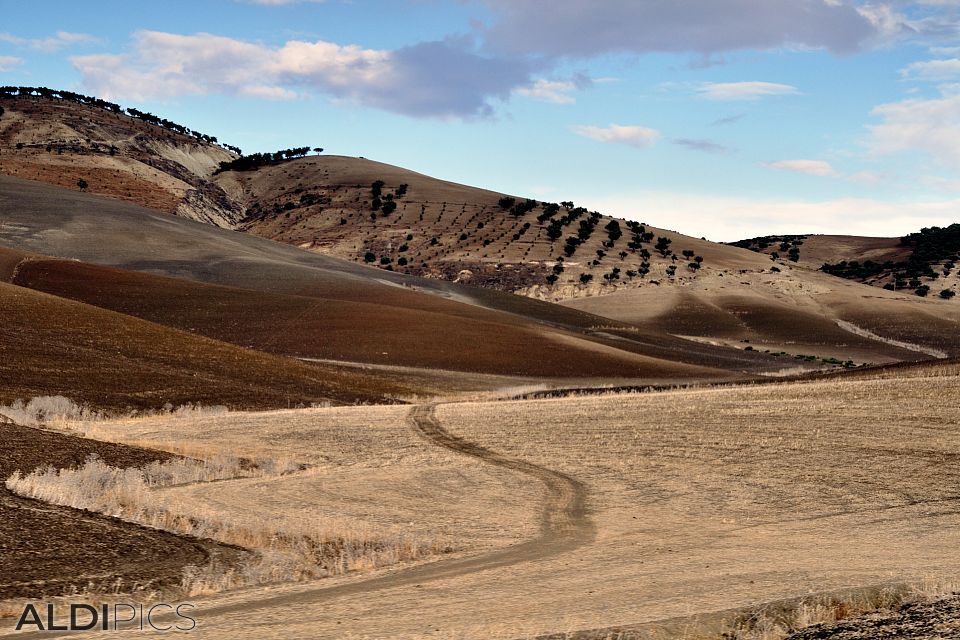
[219,154,774,298]
[0,277,413,411]
[1,91,956,377]
[0,88,242,225]
[731,231,959,298]
[562,262,960,366]
[2,177,785,385]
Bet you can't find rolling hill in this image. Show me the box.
[2,178,784,393]
[1,91,957,382]
[0,88,241,225]
[0,277,415,411]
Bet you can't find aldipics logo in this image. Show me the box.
[13,603,197,633]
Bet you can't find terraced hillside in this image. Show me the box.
[219,155,773,298]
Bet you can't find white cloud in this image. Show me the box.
[0,55,24,71]
[699,81,800,101]
[765,159,838,176]
[0,31,99,53]
[572,124,660,148]
[900,57,960,80]
[868,88,960,167]
[71,31,531,119]
[515,79,577,104]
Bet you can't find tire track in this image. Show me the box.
[129,404,593,625]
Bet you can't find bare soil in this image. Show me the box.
[0,421,236,599]
[786,595,960,639]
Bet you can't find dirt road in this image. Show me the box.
[2,404,594,638]
[158,404,594,620]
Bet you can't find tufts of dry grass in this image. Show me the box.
[0,395,100,426]
[5,454,450,597]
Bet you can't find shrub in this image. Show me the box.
[77,179,88,191]
[0,396,97,425]
[941,289,956,299]
[579,273,593,284]
[381,200,397,215]
[364,252,376,262]
[498,196,516,210]
[916,285,930,297]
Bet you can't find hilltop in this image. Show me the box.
[0,87,241,225]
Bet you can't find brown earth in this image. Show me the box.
[0,421,235,599]
[786,594,960,639]
[0,281,414,411]
[0,95,239,225]
[4,250,742,380]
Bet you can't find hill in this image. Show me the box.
[1,177,781,387]
[1,91,956,377]
[731,231,959,299]
[0,93,774,299]
[218,154,773,297]
[0,277,413,411]
[561,262,960,366]
[0,88,241,225]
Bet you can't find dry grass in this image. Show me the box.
[5,450,447,597]
[18,371,960,639]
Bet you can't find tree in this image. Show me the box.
[0,106,4,119]
[77,179,88,191]
[579,273,593,284]
[313,147,324,155]
[655,236,672,257]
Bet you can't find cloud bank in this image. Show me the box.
[72,31,531,119]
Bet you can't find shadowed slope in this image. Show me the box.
[5,252,733,379]
[0,281,412,410]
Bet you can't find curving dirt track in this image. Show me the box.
[149,405,593,622]
[1,404,594,638]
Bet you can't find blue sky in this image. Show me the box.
[3,0,960,241]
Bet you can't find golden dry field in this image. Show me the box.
[11,361,957,639]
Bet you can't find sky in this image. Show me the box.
[3,1,960,241]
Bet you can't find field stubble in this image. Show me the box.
[11,368,960,639]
